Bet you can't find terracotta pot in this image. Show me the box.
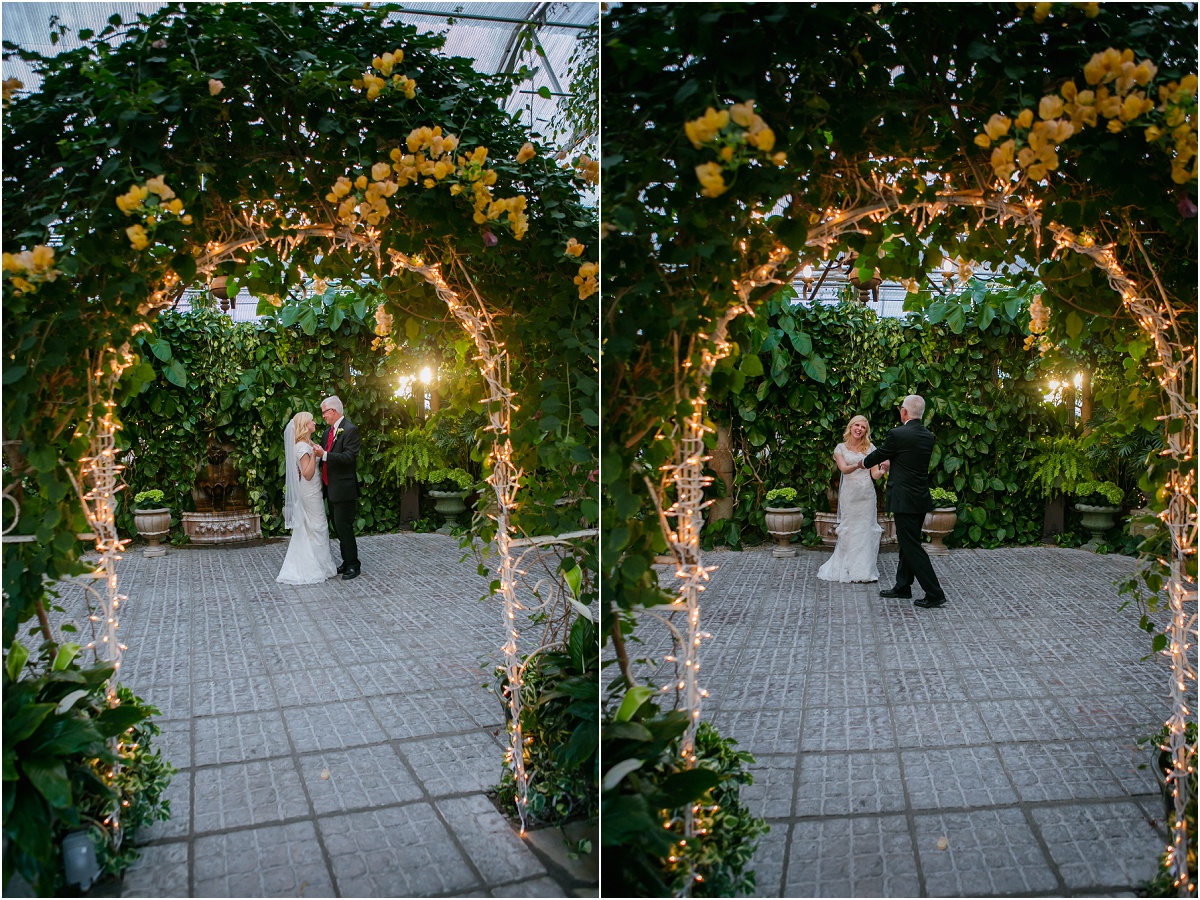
[921,508,957,556]
[764,506,804,558]
[133,507,170,558]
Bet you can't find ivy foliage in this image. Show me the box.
[601,3,1194,888]
[3,5,597,894]
[711,284,1052,550]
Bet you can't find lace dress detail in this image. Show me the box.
[817,443,882,583]
[276,443,337,584]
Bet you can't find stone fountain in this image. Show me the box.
[180,440,262,543]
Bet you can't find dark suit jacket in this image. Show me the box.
[320,417,361,503]
[862,420,935,514]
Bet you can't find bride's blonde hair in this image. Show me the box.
[843,415,872,452]
[290,411,314,441]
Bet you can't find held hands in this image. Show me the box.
[312,444,324,459]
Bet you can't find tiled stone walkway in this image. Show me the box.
[62,534,590,898]
[641,546,1176,898]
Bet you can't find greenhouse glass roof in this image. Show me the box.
[1,1,597,150]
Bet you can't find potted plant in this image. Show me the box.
[425,467,474,524]
[1073,480,1125,547]
[764,487,804,559]
[131,489,170,558]
[922,487,959,556]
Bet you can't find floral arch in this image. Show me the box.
[602,3,1195,895]
[2,2,597,885]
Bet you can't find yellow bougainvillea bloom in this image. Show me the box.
[30,245,54,271]
[145,176,175,199]
[564,238,585,257]
[747,125,775,152]
[771,151,787,166]
[1061,80,1078,102]
[1016,108,1034,129]
[126,224,150,250]
[1032,2,1052,22]
[695,161,728,197]
[684,107,731,148]
[166,198,185,214]
[181,214,193,225]
[985,113,1012,140]
[208,79,224,96]
[371,162,391,181]
[1038,95,1064,120]
[2,77,22,103]
[516,142,536,164]
[354,175,368,190]
[574,261,598,299]
[990,139,1017,180]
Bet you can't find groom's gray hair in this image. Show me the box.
[321,395,344,415]
[902,394,926,420]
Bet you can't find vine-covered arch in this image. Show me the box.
[3,2,597,886]
[602,4,1194,894]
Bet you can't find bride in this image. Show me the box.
[817,415,889,583]
[276,411,338,584]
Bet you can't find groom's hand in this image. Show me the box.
[312,445,324,458]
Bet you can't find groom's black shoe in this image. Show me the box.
[879,587,912,599]
[341,564,360,581]
[914,594,946,608]
[336,562,346,575]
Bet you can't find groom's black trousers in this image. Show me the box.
[329,498,359,568]
[892,512,944,600]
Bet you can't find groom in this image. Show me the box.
[860,394,947,609]
[314,395,361,580]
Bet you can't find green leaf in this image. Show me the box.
[655,768,721,808]
[1065,312,1083,338]
[537,85,552,99]
[739,354,764,377]
[149,338,173,362]
[164,360,188,387]
[601,757,645,791]
[563,563,582,598]
[6,640,29,682]
[801,354,827,383]
[405,317,421,341]
[614,685,654,722]
[328,305,345,332]
[4,702,55,744]
[51,643,81,672]
[21,758,72,808]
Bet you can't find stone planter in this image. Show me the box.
[1075,503,1119,547]
[428,490,468,529]
[764,506,804,558]
[814,511,839,547]
[132,507,170,558]
[921,508,958,556]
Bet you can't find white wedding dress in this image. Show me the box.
[276,443,337,584]
[817,443,882,583]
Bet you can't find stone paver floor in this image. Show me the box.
[60,533,589,898]
[637,546,1178,898]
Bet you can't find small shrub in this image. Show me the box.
[764,487,799,507]
[132,489,164,508]
[426,467,474,491]
[929,487,959,506]
[1073,480,1125,507]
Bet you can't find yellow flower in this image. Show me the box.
[684,107,730,148]
[1075,2,1100,17]
[990,139,1017,180]
[516,142,536,164]
[1106,118,1125,133]
[984,113,1012,141]
[974,133,992,149]
[1016,108,1034,129]
[181,214,193,225]
[2,77,22,103]
[126,224,150,250]
[1145,124,1163,142]
[1018,143,1059,180]
[166,198,184,214]
[1133,60,1158,86]
[772,151,788,166]
[9,276,34,294]
[720,145,736,160]
[1032,2,1052,22]
[1038,95,1064,120]
[332,176,353,198]
[208,79,224,96]
[564,237,585,258]
[695,161,728,197]
[748,125,776,152]
[1120,92,1154,121]
[730,100,756,128]
[1061,80,1078,102]
[371,162,391,181]
[355,175,368,190]
[1,253,22,273]
[30,245,54,270]
[145,175,175,199]
[573,261,598,299]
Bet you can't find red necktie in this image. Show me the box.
[322,426,334,485]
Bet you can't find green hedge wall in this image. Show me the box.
[116,303,421,538]
[709,284,1056,549]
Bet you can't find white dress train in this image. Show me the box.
[817,443,882,583]
[276,443,338,584]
